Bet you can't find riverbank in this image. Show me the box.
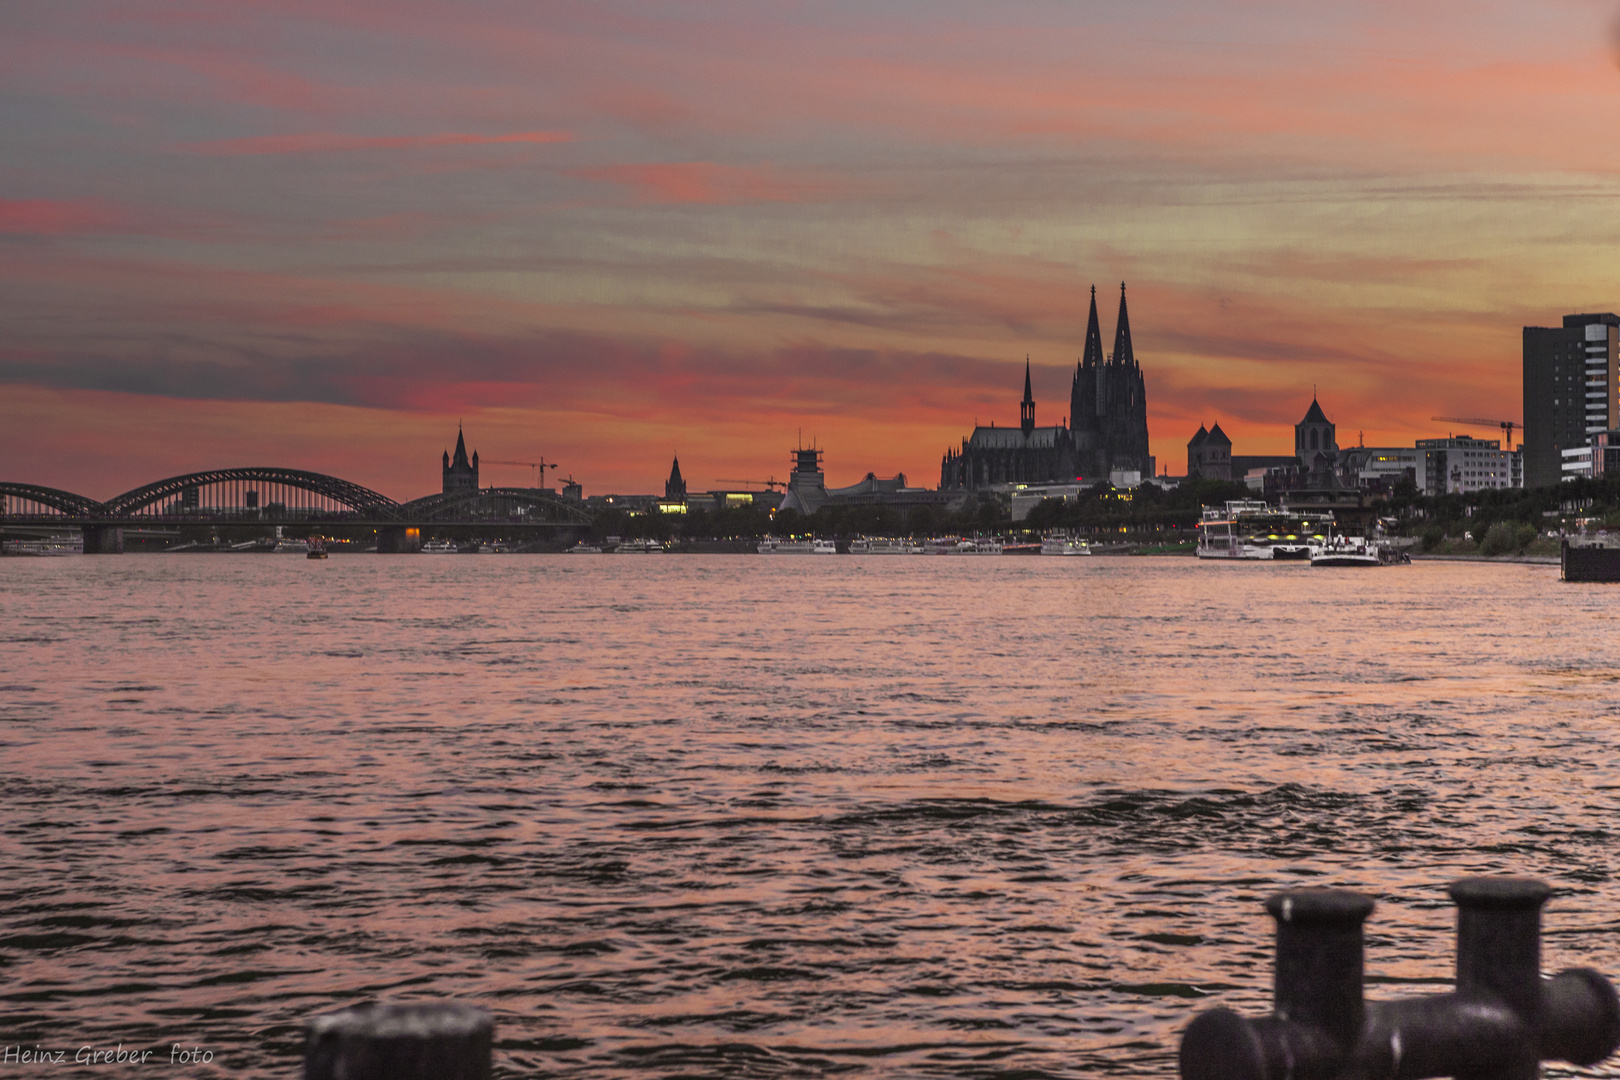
[1411,553,1559,565]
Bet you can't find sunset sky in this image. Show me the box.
[3,1,1618,500]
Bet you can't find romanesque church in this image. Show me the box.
[940,284,1152,490]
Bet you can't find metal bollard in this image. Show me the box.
[304,1001,493,1080]
[1179,877,1620,1080]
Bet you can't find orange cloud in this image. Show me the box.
[176,131,574,155]
[575,161,840,205]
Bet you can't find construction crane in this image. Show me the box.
[482,457,559,487]
[1431,417,1519,451]
[716,477,787,490]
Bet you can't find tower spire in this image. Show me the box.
[1020,356,1035,435]
[1113,281,1134,368]
[1082,286,1105,369]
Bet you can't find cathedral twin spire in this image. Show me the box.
[1081,282,1136,371]
[1071,282,1150,477]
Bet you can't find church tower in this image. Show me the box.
[665,455,687,500]
[1020,358,1035,435]
[442,426,479,494]
[1294,397,1338,464]
[1111,282,1151,476]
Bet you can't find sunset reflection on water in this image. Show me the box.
[3,555,1618,1077]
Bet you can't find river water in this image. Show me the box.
[3,555,1620,1077]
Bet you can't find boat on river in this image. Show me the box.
[306,539,328,560]
[1041,533,1091,556]
[421,539,456,554]
[1309,536,1408,567]
[848,537,921,554]
[3,534,83,556]
[616,538,665,553]
[1197,501,1334,561]
[759,537,836,554]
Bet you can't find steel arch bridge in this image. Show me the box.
[0,482,108,518]
[401,487,594,525]
[102,467,402,520]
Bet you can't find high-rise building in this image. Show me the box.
[1523,312,1619,488]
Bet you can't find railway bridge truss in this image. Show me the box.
[1,468,593,552]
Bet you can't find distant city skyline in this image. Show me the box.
[2,1,1607,499]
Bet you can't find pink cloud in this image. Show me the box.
[0,199,128,236]
[176,130,574,156]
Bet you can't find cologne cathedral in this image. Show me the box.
[940,283,1152,490]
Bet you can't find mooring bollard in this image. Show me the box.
[304,1001,492,1080]
[1179,876,1620,1080]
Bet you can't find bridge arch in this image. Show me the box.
[401,487,593,525]
[0,483,106,518]
[103,468,401,519]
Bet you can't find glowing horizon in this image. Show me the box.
[2,1,1610,499]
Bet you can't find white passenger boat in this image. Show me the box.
[565,541,603,554]
[1197,501,1334,561]
[848,537,922,554]
[421,539,456,554]
[272,538,311,553]
[1040,534,1092,556]
[759,537,836,554]
[3,534,83,556]
[950,538,1004,555]
[616,538,665,553]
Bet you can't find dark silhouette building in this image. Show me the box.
[442,426,479,493]
[665,455,686,501]
[1071,284,1152,480]
[1294,397,1338,467]
[1523,312,1619,488]
[941,284,1153,490]
[1187,422,1232,480]
[940,359,1082,489]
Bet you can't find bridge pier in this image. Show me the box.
[376,526,421,554]
[81,524,124,554]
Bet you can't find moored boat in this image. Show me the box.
[1040,533,1092,556]
[848,537,922,555]
[3,533,83,556]
[759,537,835,554]
[566,541,604,554]
[1198,501,1333,561]
[1310,536,1406,567]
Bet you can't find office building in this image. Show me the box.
[1416,436,1518,494]
[1523,312,1619,488]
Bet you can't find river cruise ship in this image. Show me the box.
[1197,501,1335,561]
[848,537,922,554]
[758,537,836,554]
